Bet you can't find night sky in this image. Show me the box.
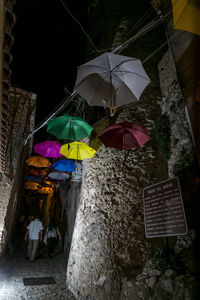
[11,0,87,128]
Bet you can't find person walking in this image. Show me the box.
[24,215,44,261]
[46,220,62,259]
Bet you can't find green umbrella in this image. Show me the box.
[47,114,93,140]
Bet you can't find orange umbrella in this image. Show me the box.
[26,168,48,177]
[25,156,51,168]
[38,186,54,194]
[24,181,41,190]
[43,181,55,188]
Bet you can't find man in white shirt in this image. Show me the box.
[25,216,44,261]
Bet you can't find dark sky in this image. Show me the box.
[11,0,87,126]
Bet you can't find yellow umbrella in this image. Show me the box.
[60,141,96,160]
[171,0,200,35]
[25,156,51,168]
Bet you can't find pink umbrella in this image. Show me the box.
[34,141,63,158]
[98,122,151,150]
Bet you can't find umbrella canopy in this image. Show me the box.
[47,114,93,140]
[34,141,63,158]
[24,181,41,190]
[171,0,200,35]
[26,168,48,177]
[74,52,150,113]
[48,172,70,181]
[43,181,55,188]
[60,142,96,160]
[25,156,51,168]
[98,121,151,150]
[52,159,76,171]
[38,186,54,194]
[25,175,42,182]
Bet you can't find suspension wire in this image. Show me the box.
[142,30,180,64]
[22,91,77,145]
[92,7,158,54]
[111,10,172,54]
[60,0,98,51]
[124,6,155,42]
[31,91,70,130]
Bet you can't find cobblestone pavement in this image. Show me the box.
[0,236,76,300]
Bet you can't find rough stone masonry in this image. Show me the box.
[66,50,198,300]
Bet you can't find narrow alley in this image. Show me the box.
[0,233,75,300]
[0,1,200,300]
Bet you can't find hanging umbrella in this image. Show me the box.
[38,186,54,194]
[47,114,93,140]
[48,172,70,181]
[52,159,76,171]
[34,141,63,158]
[98,121,151,150]
[171,0,200,36]
[24,181,41,190]
[25,175,42,182]
[26,168,48,177]
[74,52,150,115]
[60,141,96,160]
[25,156,51,168]
[43,181,55,188]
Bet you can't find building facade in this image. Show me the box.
[0,0,37,256]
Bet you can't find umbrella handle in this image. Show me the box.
[110,106,117,116]
[123,150,130,167]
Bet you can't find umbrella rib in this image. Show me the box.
[79,64,110,73]
[111,68,150,81]
[110,58,137,72]
[90,77,110,105]
[174,1,190,27]
[126,127,150,146]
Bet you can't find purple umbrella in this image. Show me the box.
[34,141,63,158]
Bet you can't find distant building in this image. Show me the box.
[0,0,37,256]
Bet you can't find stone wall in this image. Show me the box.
[0,180,12,255]
[60,180,82,255]
[0,87,36,256]
[66,77,169,299]
[66,49,198,299]
[157,50,194,177]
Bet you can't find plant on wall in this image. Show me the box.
[154,114,171,160]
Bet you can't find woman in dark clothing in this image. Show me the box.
[46,221,62,258]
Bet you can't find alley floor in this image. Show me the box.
[0,234,76,300]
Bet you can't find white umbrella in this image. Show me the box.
[48,172,70,181]
[74,52,150,114]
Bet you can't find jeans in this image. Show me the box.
[47,237,57,258]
